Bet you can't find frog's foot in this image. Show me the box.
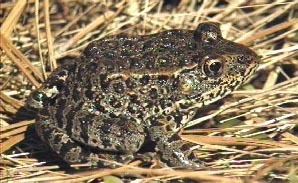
[134,152,156,164]
[149,126,203,169]
[35,118,135,168]
[158,138,202,169]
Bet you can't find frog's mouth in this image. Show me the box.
[243,60,259,81]
[170,70,253,112]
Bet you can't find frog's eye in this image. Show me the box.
[202,57,224,77]
[194,22,222,45]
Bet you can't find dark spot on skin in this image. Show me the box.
[85,89,93,99]
[121,50,133,57]
[173,114,183,123]
[109,97,122,108]
[117,60,129,70]
[168,134,180,142]
[115,119,126,129]
[101,120,112,133]
[76,113,93,143]
[125,78,136,89]
[102,138,112,148]
[55,99,67,128]
[171,79,180,90]
[166,116,172,121]
[104,51,117,59]
[100,74,109,91]
[145,101,155,108]
[128,105,137,114]
[130,58,144,69]
[109,113,117,118]
[187,40,197,50]
[156,57,169,67]
[155,47,166,53]
[94,103,105,112]
[179,102,191,110]
[179,143,192,152]
[146,62,155,70]
[179,58,191,66]
[91,138,98,144]
[84,43,99,58]
[160,99,170,109]
[72,86,82,102]
[97,63,108,74]
[142,40,154,51]
[87,62,98,72]
[157,75,169,85]
[106,63,116,71]
[149,88,158,99]
[129,94,138,103]
[166,102,172,107]
[136,114,143,119]
[121,39,134,47]
[140,75,150,85]
[113,82,125,93]
[154,107,160,113]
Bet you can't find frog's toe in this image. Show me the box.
[134,152,157,163]
[168,150,204,169]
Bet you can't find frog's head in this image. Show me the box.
[178,22,260,106]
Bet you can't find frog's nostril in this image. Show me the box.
[237,54,257,64]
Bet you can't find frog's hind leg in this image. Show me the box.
[72,114,146,154]
[148,117,202,169]
[35,118,135,167]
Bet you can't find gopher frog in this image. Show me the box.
[27,22,259,168]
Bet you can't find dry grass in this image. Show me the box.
[1,0,298,182]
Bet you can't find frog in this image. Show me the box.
[26,22,259,168]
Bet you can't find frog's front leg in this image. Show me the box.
[147,115,202,168]
[35,114,145,167]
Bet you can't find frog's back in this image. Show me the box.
[29,22,259,126]
[81,29,200,75]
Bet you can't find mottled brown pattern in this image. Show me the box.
[26,22,259,168]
